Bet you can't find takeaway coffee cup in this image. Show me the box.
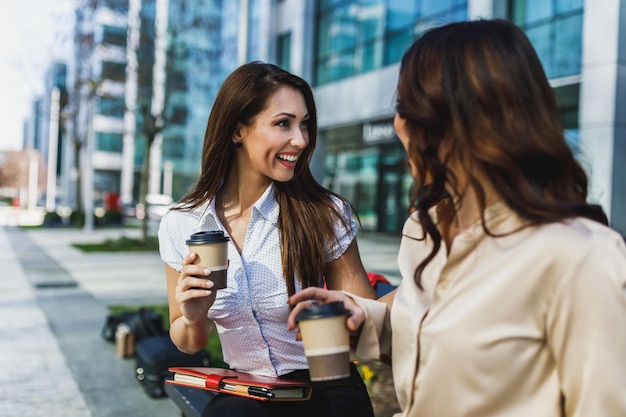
[296,301,351,381]
[186,230,230,290]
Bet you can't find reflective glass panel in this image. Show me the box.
[525,24,553,78]
[315,0,467,85]
[421,0,455,17]
[525,0,553,23]
[557,0,583,13]
[554,13,583,77]
[511,0,583,79]
[388,0,417,31]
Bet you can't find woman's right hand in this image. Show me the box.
[176,252,218,325]
[287,287,367,340]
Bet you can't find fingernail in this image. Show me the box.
[203,268,210,275]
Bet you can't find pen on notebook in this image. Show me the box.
[221,383,276,399]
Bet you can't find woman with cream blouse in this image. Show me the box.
[288,19,626,417]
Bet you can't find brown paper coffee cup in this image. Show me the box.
[186,230,230,290]
[296,301,351,381]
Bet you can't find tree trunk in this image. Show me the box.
[73,140,83,214]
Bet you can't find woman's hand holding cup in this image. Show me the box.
[288,287,367,381]
[176,252,218,325]
[287,287,366,339]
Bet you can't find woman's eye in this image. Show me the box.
[277,120,289,128]
[300,119,309,128]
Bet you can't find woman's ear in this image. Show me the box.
[232,123,244,148]
[232,123,244,142]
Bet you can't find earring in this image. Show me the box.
[234,142,243,148]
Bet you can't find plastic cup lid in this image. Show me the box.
[186,230,230,245]
[295,301,349,322]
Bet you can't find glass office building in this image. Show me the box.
[64,0,242,212]
[157,0,235,200]
[316,0,468,86]
[55,0,625,234]
[315,0,470,232]
[510,0,584,153]
[309,0,626,234]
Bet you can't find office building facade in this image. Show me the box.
[273,0,624,234]
[61,0,240,218]
[52,0,624,235]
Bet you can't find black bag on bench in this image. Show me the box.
[101,307,165,344]
[135,335,211,398]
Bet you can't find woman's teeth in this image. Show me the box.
[277,154,298,162]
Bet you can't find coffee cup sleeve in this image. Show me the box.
[340,292,392,362]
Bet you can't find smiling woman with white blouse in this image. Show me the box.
[158,61,377,417]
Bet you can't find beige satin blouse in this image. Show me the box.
[353,203,626,417]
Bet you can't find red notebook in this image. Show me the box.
[167,367,312,402]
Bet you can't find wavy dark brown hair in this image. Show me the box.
[395,19,608,288]
[175,61,352,296]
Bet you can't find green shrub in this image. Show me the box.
[43,211,63,227]
[100,210,124,226]
[69,210,100,227]
[69,210,85,227]
[73,236,159,252]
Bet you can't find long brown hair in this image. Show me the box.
[395,19,607,287]
[177,61,352,295]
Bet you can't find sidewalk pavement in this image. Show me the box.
[0,208,401,417]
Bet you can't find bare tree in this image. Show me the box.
[132,0,220,241]
[66,0,221,238]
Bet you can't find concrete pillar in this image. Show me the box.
[121,0,141,206]
[468,0,495,19]
[578,0,626,233]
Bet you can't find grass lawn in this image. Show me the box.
[73,236,159,252]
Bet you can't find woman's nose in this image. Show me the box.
[291,127,308,149]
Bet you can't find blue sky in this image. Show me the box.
[0,0,74,151]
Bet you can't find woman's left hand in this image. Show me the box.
[287,287,366,340]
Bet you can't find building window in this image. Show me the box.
[101,61,126,82]
[167,105,188,125]
[168,71,188,91]
[134,136,146,166]
[554,83,580,155]
[95,132,123,153]
[102,0,129,13]
[315,0,467,86]
[98,95,125,118]
[510,0,584,79]
[247,0,260,61]
[277,32,291,71]
[162,135,185,160]
[102,25,127,47]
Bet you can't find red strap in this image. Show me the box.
[204,373,239,389]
